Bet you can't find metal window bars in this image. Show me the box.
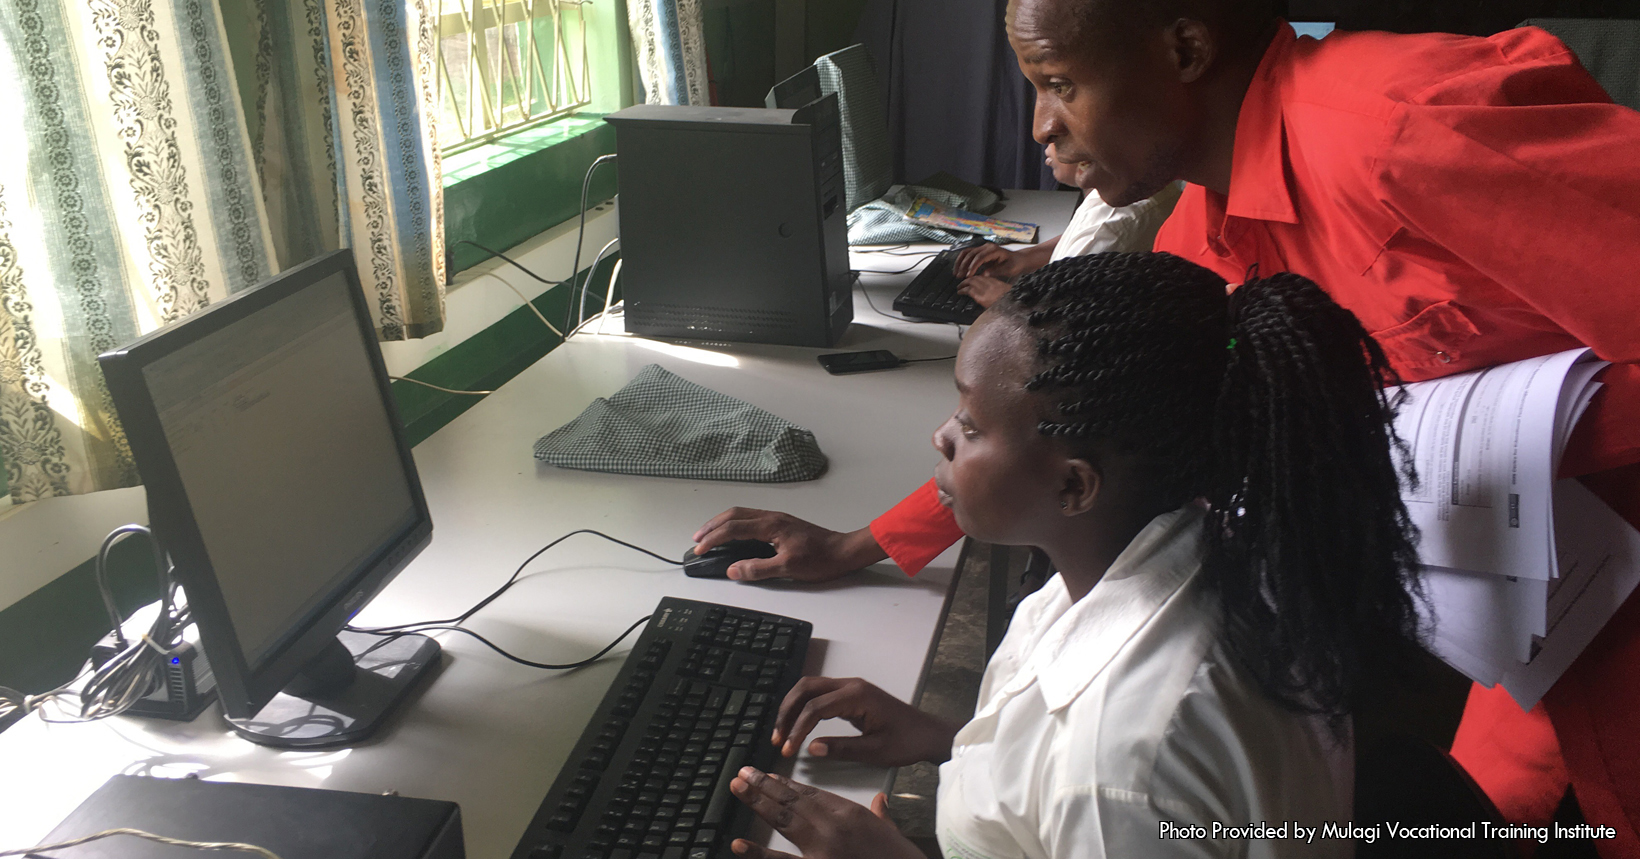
[436,0,592,153]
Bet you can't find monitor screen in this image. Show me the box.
[141,271,416,666]
[101,249,435,745]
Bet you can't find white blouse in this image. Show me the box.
[1049,181,1186,262]
[936,505,1353,859]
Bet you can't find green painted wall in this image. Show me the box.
[444,121,620,274]
[0,534,166,720]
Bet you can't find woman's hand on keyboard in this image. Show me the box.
[953,241,1024,279]
[729,770,925,859]
[693,509,888,582]
[772,676,960,767]
[957,274,1013,308]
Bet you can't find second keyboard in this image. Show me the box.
[510,597,812,859]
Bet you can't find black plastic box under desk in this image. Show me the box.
[31,774,463,858]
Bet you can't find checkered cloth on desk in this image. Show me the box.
[533,365,828,482]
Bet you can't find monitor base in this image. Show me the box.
[227,630,440,749]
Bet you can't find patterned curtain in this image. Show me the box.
[0,0,444,504]
[228,0,447,339]
[627,0,710,105]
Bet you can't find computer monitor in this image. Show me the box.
[770,46,893,213]
[766,65,822,110]
[98,249,438,749]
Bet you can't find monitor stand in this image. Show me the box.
[226,631,440,749]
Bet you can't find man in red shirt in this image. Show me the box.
[693,1,1640,851]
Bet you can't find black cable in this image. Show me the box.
[451,240,562,285]
[856,278,940,324]
[354,615,654,671]
[900,355,957,363]
[93,525,171,649]
[348,529,680,635]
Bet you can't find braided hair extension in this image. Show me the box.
[996,252,1422,717]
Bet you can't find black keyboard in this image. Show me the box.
[891,245,984,324]
[510,597,812,859]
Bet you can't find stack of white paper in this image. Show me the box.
[1395,349,1640,709]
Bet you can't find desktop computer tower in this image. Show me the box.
[605,99,853,347]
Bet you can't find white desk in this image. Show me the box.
[0,190,1078,859]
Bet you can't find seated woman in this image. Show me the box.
[725,253,1424,858]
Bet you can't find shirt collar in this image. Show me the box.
[1007,504,1207,713]
[1222,21,1300,225]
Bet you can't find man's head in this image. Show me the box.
[1008,0,1278,206]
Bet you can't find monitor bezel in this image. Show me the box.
[766,65,823,110]
[98,249,433,720]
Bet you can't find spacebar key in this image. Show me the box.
[703,746,751,826]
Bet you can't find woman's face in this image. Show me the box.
[931,312,1072,546]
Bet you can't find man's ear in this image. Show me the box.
[1165,18,1217,84]
[1061,458,1102,515]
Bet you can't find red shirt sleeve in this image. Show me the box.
[869,479,965,576]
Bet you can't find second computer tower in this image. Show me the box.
[605,99,853,347]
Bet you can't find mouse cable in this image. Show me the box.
[900,355,957,363]
[0,828,282,858]
[353,614,654,672]
[346,529,679,636]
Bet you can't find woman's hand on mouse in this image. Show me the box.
[692,509,888,582]
[729,769,925,859]
[771,677,959,767]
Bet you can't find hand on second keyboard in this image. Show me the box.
[728,769,927,859]
[771,676,961,767]
[957,274,1013,309]
[953,240,1026,279]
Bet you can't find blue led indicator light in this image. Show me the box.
[171,657,181,664]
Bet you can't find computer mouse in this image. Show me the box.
[682,539,778,578]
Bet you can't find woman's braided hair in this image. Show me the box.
[997,252,1423,717]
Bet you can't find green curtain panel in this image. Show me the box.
[0,0,445,504]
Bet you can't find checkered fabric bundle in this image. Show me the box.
[533,365,828,482]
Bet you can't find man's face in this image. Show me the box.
[1009,0,1190,207]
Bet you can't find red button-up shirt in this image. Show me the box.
[873,21,1640,576]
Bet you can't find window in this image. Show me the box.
[436,0,594,153]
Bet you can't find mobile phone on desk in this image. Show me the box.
[818,350,902,374]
